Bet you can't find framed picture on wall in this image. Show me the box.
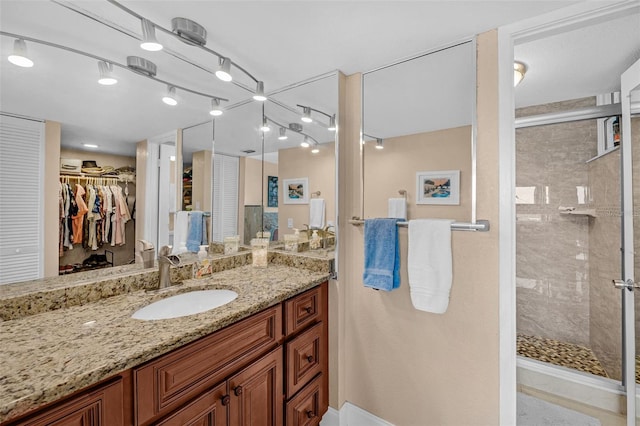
[283,177,309,204]
[267,176,278,207]
[416,170,460,205]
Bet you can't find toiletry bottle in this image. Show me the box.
[198,245,208,260]
[310,230,321,249]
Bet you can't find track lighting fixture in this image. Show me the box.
[97,61,117,85]
[162,85,177,106]
[209,98,223,116]
[253,81,267,101]
[300,136,311,148]
[140,19,163,51]
[375,138,384,149]
[311,147,320,154]
[8,39,33,67]
[260,116,270,132]
[301,107,313,123]
[328,114,336,131]
[278,127,288,140]
[216,57,233,82]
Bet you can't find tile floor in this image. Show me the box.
[518,334,640,383]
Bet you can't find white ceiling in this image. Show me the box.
[4,0,634,159]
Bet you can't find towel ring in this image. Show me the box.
[398,189,407,199]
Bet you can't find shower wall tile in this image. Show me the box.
[516,103,596,348]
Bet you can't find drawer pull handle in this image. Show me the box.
[234,385,243,396]
[304,307,313,314]
[221,395,230,406]
[307,410,316,418]
[307,355,314,363]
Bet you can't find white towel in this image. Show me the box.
[309,198,325,229]
[407,219,454,313]
[172,211,189,255]
[388,198,407,220]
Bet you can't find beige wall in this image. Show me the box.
[336,30,500,424]
[44,121,61,277]
[242,157,278,209]
[278,143,335,238]
[135,140,148,250]
[192,150,212,212]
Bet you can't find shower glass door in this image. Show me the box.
[621,58,639,426]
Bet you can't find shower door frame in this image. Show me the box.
[497,1,640,424]
[620,57,639,426]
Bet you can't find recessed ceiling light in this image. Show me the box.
[514,61,527,87]
[83,143,99,149]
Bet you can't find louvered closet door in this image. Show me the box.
[212,154,239,242]
[0,115,44,285]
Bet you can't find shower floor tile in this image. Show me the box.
[517,334,609,378]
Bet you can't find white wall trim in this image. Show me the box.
[497,1,639,424]
[320,402,393,426]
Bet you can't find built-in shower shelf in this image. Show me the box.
[559,209,597,217]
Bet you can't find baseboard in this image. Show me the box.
[320,402,394,426]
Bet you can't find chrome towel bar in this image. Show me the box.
[348,218,490,232]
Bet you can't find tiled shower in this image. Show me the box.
[515,97,640,383]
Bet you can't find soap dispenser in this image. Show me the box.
[198,245,208,260]
[310,230,321,250]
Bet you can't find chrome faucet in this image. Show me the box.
[158,245,181,289]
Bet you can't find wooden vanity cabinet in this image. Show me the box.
[4,281,328,426]
[8,377,126,426]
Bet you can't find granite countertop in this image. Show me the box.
[0,264,330,422]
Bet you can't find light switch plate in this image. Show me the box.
[287,218,294,228]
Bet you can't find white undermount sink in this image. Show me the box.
[132,289,238,320]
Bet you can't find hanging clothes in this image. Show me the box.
[72,184,88,244]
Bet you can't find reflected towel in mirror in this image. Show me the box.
[388,198,407,220]
[309,198,325,229]
[172,211,189,255]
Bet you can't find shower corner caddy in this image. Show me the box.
[559,209,597,218]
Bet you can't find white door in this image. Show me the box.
[620,58,639,426]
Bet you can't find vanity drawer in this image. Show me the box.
[285,321,323,398]
[134,305,282,425]
[284,284,324,336]
[285,374,324,426]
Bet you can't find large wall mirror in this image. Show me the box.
[0,1,338,286]
[362,40,476,224]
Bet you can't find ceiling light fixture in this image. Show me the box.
[300,136,310,148]
[375,138,384,150]
[83,143,99,149]
[311,147,320,154]
[162,85,178,106]
[514,61,527,87]
[140,19,163,51]
[328,114,337,131]
[97,61,117,85]
[8,39,34,67]
[216,57,232,82]
[209,98,223,116]
[278,127,288,140]
[260,116,270,132]
[253,81,267,101]
[301,106,313,123]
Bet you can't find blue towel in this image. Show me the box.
[186,211,204,252]
[363,218,401,291]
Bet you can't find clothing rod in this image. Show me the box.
[348,218,490,232]
[172,211,211,217]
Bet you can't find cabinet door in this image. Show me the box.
[228,347,283,426]
[156,383,228,426]
[14,379,123,426]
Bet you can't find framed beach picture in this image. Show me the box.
[267,176,278,207]
[283,177,309,204]
[416,170,460,205]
